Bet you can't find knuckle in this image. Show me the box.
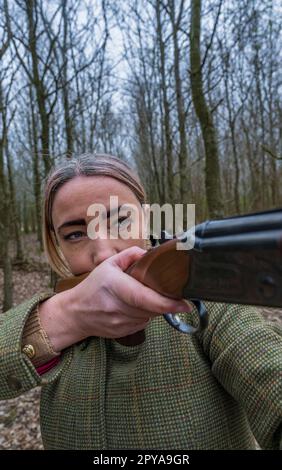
[101,296,115,314]
[110,316,122,328]
[129,291,140,309]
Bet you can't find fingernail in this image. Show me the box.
[175,302,193,312]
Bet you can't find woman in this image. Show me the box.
[0,154,281,449]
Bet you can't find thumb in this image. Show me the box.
[108,246,146,272]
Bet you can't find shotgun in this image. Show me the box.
[55,207,282,346]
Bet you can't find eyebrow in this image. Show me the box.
[58,219,86,232]
[57,205,131,232]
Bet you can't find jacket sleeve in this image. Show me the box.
[0,292,73,401]
[194,301,282,450]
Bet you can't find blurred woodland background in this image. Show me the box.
[0,0,281,449]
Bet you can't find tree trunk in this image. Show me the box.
[3,243,13,312]
[169,0,191,211]
[0,85,13,312]
[223,66,241,213]
[190,0,223,218]
[61,0,73,157]
[29,87,43,249]
[25,0,51,175]
[156,0,174,204]
[5,143,24,262]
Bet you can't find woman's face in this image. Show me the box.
[51,175,147,275]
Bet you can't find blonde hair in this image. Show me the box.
[43,153,147,278]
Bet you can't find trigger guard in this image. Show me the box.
[163,299,208,334]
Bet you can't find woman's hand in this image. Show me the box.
[39,246,192,352]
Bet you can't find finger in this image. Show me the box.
[108,246,147,272]
[117,304,157,320]
[112,271,194,315]
[118,318,151,336]
[119,316,151,329]
[179,299,195,311]
[118,301,192,321]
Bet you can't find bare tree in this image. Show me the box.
[190,0,223,218]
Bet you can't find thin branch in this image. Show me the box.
[262,145,282,161]
[201,0,223,70]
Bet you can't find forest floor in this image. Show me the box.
[0,234,281,449]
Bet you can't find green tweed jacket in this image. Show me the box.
[0,292,281,450]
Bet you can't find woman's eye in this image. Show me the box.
[109,216,131,229]
[63,231,86,241]
[118,216,132,227]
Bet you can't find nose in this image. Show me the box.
[91,239,118,268]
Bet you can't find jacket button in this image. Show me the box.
[6,375,22,391]
[22,344,36,359]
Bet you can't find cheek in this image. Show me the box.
[118,213,147,250]
[118,238,146,250]
[59,241,78,258]
[65,256,91,276]
[58,242,89,271]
